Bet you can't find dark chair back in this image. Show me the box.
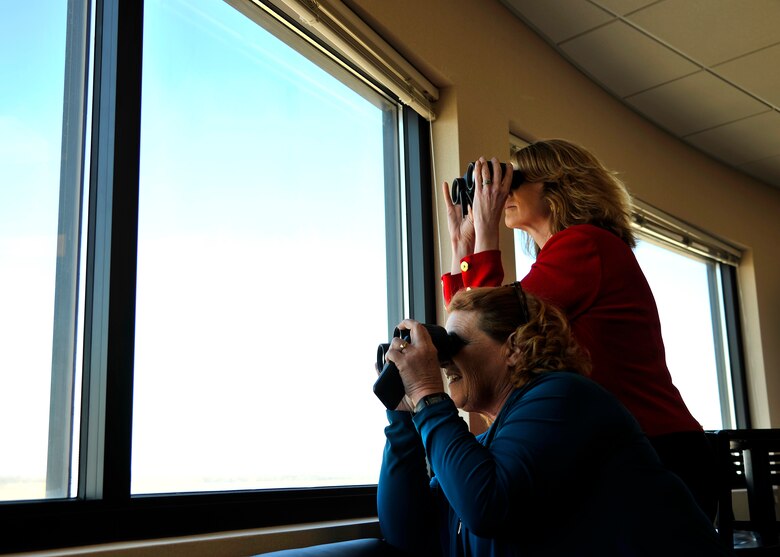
[712,429,780,553]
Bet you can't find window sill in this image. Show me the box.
[5,517,381,557]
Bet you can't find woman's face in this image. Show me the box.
[504,181,549,231]
[443,310,511,416]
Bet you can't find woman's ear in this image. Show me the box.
[504,332,521,369]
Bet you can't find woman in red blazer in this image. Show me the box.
[441,139,716,520]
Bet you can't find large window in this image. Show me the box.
[633,237,734,430]
[1,0,435,552]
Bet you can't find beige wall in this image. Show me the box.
[347,0,780,427]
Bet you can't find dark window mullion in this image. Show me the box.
[403,106,434,323]
[722,264,750,429]
[80,0,143,502]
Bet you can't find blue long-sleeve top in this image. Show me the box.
[377,372,729,557]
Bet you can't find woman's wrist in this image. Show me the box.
[413,392,450,414]
[452,241,474,258]
[474,227,500,253]
[408,385,446,409]
[451,247,472,274]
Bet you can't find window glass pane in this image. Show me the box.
[634,238,724,430]
[0,1,68,501]
[133,0,395,494]
[513,229,535,279]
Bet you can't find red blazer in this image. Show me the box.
[442,224,701,437]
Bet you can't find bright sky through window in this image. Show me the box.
[131,0,393,493]
[0,0,67,501]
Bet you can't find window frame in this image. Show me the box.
[721,263,750,428]
[0,0,435,552]
[632,231,740,430]
[629,200,747,430]
[47,0,92,499]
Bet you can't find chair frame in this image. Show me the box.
[713,429,780,552]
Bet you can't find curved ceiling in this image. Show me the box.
[499,0,780,189]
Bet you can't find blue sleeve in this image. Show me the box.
[414,375,632,538]
[377,410,443,556]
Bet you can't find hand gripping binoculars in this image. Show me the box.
[373,324,464,410]
[450,161,525,216]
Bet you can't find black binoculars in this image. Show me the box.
[451,161,525,216]
[373,325,464,410]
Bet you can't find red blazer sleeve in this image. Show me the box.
[441,272,463,306]
[441,250,504,305]
[520,228,601,320]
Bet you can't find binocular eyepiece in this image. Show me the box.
[373,324,463,410]
[451,161,525,216]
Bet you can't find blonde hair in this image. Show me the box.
[512,139,635,253]
[448,285,590,387]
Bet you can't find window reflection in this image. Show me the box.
[0,0,80,502]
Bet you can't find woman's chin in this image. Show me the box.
[447,384,464,408]
[504,216,520,229]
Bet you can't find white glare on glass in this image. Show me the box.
[634,239,723,430]
[513,229,536,279]
[133,0,391,493]
[0,2,68,501]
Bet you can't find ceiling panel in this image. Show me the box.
[499,0,780,189]
[740,154,780,187]
[501,0,613,43]
[627,0,780,66]
[625,71,769,136]
[686,111,780,166]
[560,20,699,97]
[593,0,658,16]
[715,43,780,107]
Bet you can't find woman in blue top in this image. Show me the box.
[378,284,728,557]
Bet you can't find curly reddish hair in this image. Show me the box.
[448,284,590,386]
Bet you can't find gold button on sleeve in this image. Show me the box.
[460,261,469,272]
